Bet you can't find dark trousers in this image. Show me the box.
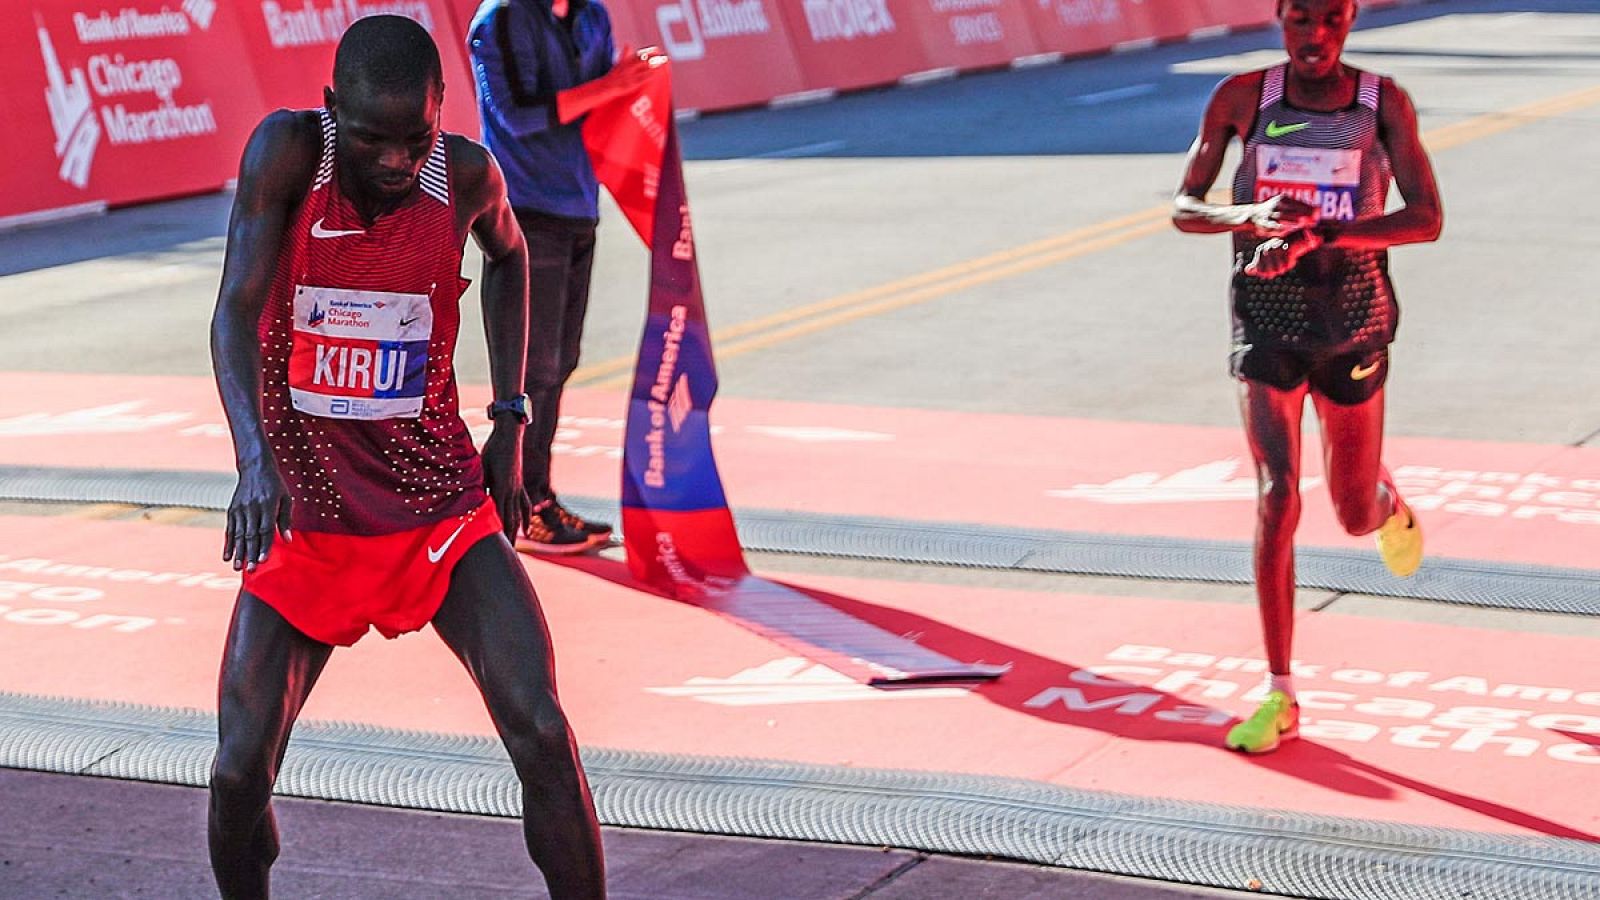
[518,210,597,501]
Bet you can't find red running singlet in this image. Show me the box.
[256,109,486,536]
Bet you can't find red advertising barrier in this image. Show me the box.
[775,0,935,91]
[634,0,810,110]
[1145,4,1214,43]
[0,0,266,222]
[1200,0,1277,30]
[234,0,481,135]
[901,0,1041,71]
[1021,0,1158,57]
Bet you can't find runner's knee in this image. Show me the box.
[1257,474,1302,528]
[525,355,566,392]
[498,691,573,774]
[209,745,274,807]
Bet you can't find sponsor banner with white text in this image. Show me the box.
[234,0,480,135]
[900,0,1041,71]
[0,0,264,220]
[634,0,810,110]
[774,0,935,91]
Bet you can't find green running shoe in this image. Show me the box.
[1225,690,1300,754]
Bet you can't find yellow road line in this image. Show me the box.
[142,506,208,525]
[568,205,1170,386]
[1423,83,1600,152]
[570,81,1600,388]
[587,218,1172,388]
[67,503,140,520]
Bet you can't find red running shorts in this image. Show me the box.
[242,499,504,646]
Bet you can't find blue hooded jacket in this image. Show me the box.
[468,0,615,221]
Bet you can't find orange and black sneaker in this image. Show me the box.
[553,497,614,545]
[515,500,592,555]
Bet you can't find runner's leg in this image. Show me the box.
[209,593,334,900]
[1241,379,1309,676]
[1312,387,1395,536]
[432,537,605,898]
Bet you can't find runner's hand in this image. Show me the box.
[1245,227,1323,279]
[481,421,530,541]
[225,459,291,572]
[1249,196,1319,236]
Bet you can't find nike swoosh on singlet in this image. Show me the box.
[310,218,365,239]
[1350,360,1382,381]
[399,316,420,327]
[427,518,471,564]
[1265,120,1311,138]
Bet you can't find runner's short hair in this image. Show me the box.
[1277,0,1358,16]
[333,15,444,98]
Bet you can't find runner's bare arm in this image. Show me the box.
[1173,73,1317,236]
[455,136,531,540]
[1316,79,1443,250]
[210,111,319,571]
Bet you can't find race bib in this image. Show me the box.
[288,285,432,420]
[1255,145,1362,222]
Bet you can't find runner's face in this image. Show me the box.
[1278,0,1355,80]
[331,85,441,202]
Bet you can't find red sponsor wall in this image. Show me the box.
[236,0,481,135]
[1021,0,1158,57]
[900,0,1041,72]
[0,0,265,222]
[771,0,934,91]
[631,0,809,109]
[1200,0,1278,30]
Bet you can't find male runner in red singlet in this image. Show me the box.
[208,16,603,897]
[1173,0,1441,753]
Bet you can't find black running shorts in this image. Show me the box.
[1230,344,1389,405]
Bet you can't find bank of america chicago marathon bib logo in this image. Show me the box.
[37,2,221,189]
[1256,145,1362,222]
[289,285,432,420]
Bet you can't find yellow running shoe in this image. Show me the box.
[1376,498,1423,577]
[1225,691,1299,754]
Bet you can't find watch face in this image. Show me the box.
[490,396,530,422]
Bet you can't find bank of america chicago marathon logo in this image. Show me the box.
[38,2,219,189]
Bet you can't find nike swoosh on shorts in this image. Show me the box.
[427,519,471,564]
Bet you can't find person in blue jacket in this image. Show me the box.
[469,0,663,553]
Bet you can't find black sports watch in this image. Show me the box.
[487,394,532,425]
